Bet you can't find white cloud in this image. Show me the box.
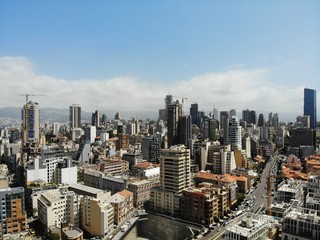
[0,56,305,121]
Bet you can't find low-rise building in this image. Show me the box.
[194,171,237,207]
[108,189,134,225]
[128,179,154,208]
[225,213,277,240]
[276,179,305,204]
[180,183,219,226]
[37,189,81,229]
[61,223,83,240]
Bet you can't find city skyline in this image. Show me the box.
[0,1,319,122]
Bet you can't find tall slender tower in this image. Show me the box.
[190,103,198,125]
[228,116,242,151]
[69,104,81,128]
[304,88,317,129]
[167,100,182,147]
[22,101,40,142]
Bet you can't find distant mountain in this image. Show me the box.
[0,107,90,123]
[0,107,158,124]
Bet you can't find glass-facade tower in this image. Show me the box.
[304,88,317,129]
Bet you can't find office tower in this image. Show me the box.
[85,125,97,144]
[257,114,265,127]
[165,94,173,109]
[178,115,192,148]
[91,110,101,127]
[212,107,219,120]
[304,88,317,129]
[203,117,219,141]
[242,109,256,125]
[190,103,198,125]
[250,110,257,124]
[296,115,310,128]
[196,111,205,128]
[268,112,273,124]
[167,100,182,147]
[52,122,60,135]
[142,136,161,163]
[0,187,27,238]
[69,104,81,128]
[228,116,242,151]
[114,112,121,120]
[101,114,107,126]
[272,113,279,128]
[229,109,236,117]
[22,101,40,142]
[220,111,229,144]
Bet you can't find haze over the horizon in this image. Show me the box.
[0,1,319,122]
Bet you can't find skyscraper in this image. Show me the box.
[190,103,198,125]
[22,101,40,142]
[178,115,192,148]
[91,110,101,127]
[69,104,81,128]
[228,116,242,151]
[167,100,182,147]
[304,88,317,129]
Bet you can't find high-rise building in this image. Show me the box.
[229,109,236,117]
[257,114,265,127]
[228,116,242,151]
[0,187,27,238]
[52,122,60,135]
[142,136,161,163]
[272,113,279,128]
[22,101,40,142]
[304,88,317,129]
[296,115,310,128]
[91,110,101,127]
[220,111,229,144]
[178,115,192,148]
[69,104,81,128]
[190,103,198,125]
[212,107,219,120]
[167,101,182,147]
[242,109,256,125]
[160,145,191,193]
[150,145,191,216]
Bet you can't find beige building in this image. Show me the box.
[37,189,81,229]
[108,189,134,225]
[150,145,192,216]
[61,223,83,240]
[81,194,114,237]
[128,179,154,208]
[180,183,219,226]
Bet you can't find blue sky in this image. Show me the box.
[0,0,319,121]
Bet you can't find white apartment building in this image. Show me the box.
[25,148,77,185]
[81,195,114,237]
[228,116,242,151]
[37,189,81,229]
[206,143,236,174]
[276,179,305,204]
[225,213,275,240]
[282,207,320,240]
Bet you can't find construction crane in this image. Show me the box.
[19,93,44,104]
[172,96,188,115]
[19,93,44,165]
